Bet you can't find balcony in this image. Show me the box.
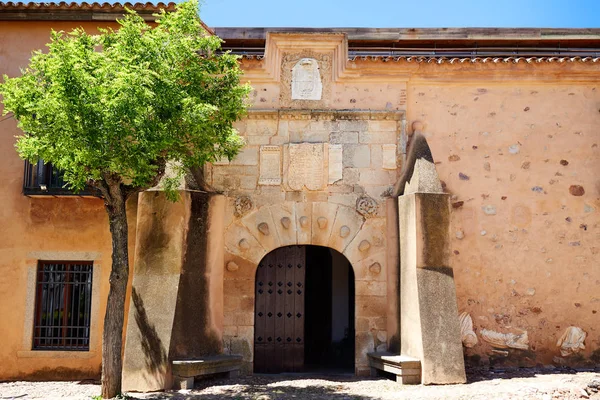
[23,161,97,197]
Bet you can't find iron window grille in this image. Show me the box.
[32,261,94,351]
[23,160,97,196]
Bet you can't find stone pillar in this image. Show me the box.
[398,191,466,384]
[386,197,400,354]
[122,190,225,392]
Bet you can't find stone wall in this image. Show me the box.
[212,110,401,375]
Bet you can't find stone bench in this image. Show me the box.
[172,354,243,389]
[367,352,421,384]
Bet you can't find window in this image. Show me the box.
[33,261,94,351]
[23,161,96,196]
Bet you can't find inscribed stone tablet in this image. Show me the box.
[328,144,343,184]
[286,143,326,191]
[291,58,322,100]
[258,145,282,185]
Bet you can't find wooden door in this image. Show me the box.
[254,246,305,373]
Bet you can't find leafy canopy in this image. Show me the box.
[1,0,250,193]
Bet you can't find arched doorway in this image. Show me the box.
[254,245,355,374]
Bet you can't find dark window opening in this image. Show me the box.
[33,261,94,351]
[23,161,96,196]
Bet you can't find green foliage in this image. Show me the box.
[1,0,250,194]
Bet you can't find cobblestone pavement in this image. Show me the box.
[1,369,599,399]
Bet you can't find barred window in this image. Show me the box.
[33,261,93,351]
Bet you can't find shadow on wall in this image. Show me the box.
[168,192,222,359]
[131,287,168,384]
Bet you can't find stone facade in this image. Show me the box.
[209,108,403,375]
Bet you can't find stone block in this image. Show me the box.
[295,202,313,244]
[359,169,395,186]
[327,193,359,209]
[290,129,328,143]
[233,120,246,134]
[241,206,281,254]
[224,254,260,280]
[353,250,387,282]
[328,204,364,254]
[246,135,271,145]
[356,281,387,297]
[343,168,360,185]
[213,172,240,190]
[268,202,298,247]
[230,337,253,362]
[240,175,258,190]
[328,144,343,184]
[370,145,383,168]
[356,295,387,318]
[344,217,386,265]
[398,193,466,385]
[224,311,254,327]
[343,144,370,168]
[311,202,339,246]
[382,144,397,170]
[338,120,369,131]
[304,191,328,202]
[363,186,392,203]
[230,147,259,166]
[359,131,397,144]
[285,191,304,202]
[246,119,277,136]
[224,222,266,265]
[330,131,359,144]
[368,120,398,131]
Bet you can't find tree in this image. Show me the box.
[0,1,250,397]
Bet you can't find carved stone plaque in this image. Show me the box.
[284,143,327,191]
[328,144,342,184]
[291,58,322,100]
[259,145,281,185]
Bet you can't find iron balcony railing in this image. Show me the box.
[23,160,97,196]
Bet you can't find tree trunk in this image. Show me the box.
[101,183,129,399]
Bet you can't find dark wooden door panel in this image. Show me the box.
[255,246,305,373]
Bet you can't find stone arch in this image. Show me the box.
[222,201,389,375]
[223,201,386,272]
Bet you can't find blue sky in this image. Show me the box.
[197,0,600,28]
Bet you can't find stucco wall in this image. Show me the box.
[0,20,131,381]
[408,82,600,366]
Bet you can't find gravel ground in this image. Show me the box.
[1,369,599,400]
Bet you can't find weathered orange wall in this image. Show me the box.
[1,22,599,380]
[0,20,134,380]
[410,81,600,366]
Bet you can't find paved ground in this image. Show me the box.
[1,369,599,399]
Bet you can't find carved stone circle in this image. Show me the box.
[339,225,350,238]
[226,261,239,272]
[233,196,253,217]
[258,222,270,236]
[238,239,250,250]
[358,240,371,252]
[356,196,378,218]
[369,262,381,274]
[299,216,309,228]
[317,217,328,229]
